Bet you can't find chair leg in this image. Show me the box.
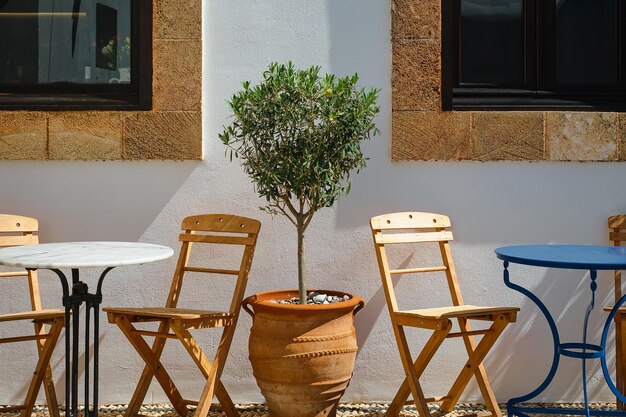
[170,323,239,417]
[120,315,176,417]
[33,321,61,417]
[113,316,188,417]
[124,365,156,417]
[41,365,60,417]
[455,317,502,417]
[20,319,63,417]
[440,315,510,413]
[192,325,238,417]
[617,313,626,410]
[389,324,435,417]
[386,323,452,417]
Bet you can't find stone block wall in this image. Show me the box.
[392,0,624,162]
[0,0,202,161]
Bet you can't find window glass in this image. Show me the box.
[555,0,618,85]
[460,0,524,86]
[0,0,132,85]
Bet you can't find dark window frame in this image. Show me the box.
[442,0,626,111]
[0,0,152,111]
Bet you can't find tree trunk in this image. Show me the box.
[297,219,307,304]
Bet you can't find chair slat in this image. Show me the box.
[375,231,453,245]
[183,267,240,275]
[610,232,626,242]
[179,234,254,246]
[421,396,451,404]
[132,330,178,339]
[0,309,65,323]
[371,212,451,230]
[0,271,29,278]
[447,329,493,338]
[182,214,260,234]
[0,334,50,344]
[610,215,626,229]
[0,234,38,247]
[0,215,38,233]
[390,266,448,275]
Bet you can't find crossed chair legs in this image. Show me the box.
[30,319,64,417]
[6,305,510,417]
[108,315,239,417]
[0,317,64,417]
[386,314,513,417]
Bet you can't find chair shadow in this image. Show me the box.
[484,266,616,403]
[355,254,413,352]
[353,244,621,405]
[10,330,108,406]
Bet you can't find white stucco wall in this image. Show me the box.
[1,0,626,406]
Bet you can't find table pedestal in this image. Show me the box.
[45,267,115,417]
[504,261,626,417]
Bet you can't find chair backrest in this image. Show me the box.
[0,214,43,311]
[370,212,464,313]
[609,214,626,304]
[164,214,261,316]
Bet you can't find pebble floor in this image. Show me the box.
[0,403,621,417]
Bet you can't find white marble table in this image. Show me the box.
[0,242,174,417]
[0,242,174,269]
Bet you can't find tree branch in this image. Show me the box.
[303,210,316,230]
[272,203,297,227]
[281,190,300,218]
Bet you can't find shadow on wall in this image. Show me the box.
[355,254,414,351]
[9,334,107,404]
[485,267,617,402]
[355,245,619,402]
[325,0,626,402]
[0,161,198,242]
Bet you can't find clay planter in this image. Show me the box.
[242,289,365,417]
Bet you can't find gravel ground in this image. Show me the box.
[0,403,621,417]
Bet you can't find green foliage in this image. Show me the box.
[220,62,380,301]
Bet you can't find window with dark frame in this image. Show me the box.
[0,0,152,110]
[442,0,626,110]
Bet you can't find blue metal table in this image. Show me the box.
[496,245,626,417]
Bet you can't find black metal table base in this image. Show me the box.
[38,267,116,417]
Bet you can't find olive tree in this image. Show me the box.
[220,62,380,304]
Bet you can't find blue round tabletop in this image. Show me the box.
[495,245,626,270]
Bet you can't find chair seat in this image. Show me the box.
[0,309,65,323]
[104,306,233,321]
[396,305,519,321]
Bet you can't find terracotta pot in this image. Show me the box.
[242,289,365,417]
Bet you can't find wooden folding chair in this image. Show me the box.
[0,214,64,417]
[605,214,626,409]
[370,212,518,417]
[104,214,260,417]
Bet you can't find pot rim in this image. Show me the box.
[242,289,364,313]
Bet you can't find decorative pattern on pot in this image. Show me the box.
[243,290,365,417]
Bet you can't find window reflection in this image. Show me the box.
[0,0,131,85]
[556,0,617,86]
[460,0,523,86]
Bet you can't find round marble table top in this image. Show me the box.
[0,241,174,269]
